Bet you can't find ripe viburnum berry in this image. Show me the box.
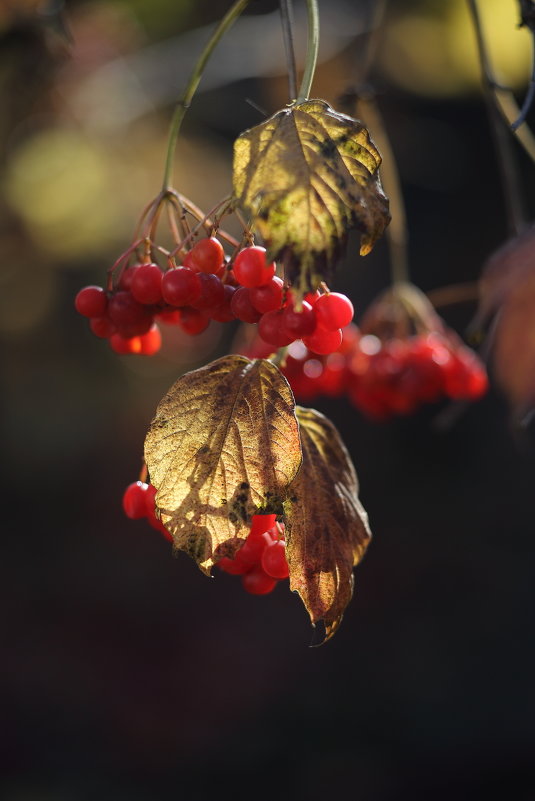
[241,566,277,595]
[75,286,108,318]
[261,540,289,579]
[188,237,225,274]
[233,246,276,288]
[217,513,288,595]
[314,292,354,330]
[130,263,163,305]
[250,276,284,313]
[282,300,317,338]
[230,287,262,323]
[303,326,343,355]
[161,267,201,306]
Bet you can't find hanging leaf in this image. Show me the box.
[233,99,390,292]
[285,407,371,643]
[144,355,301,573]
[492,269,535,415]
[477,226,535,414]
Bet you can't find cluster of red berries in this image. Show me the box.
[122,480,172,542]
[241,323,488,419]
[75,237,355,357]
[217,513,289,595]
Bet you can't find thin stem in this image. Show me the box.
[357,95,410,284]
[279,0,298,101]
[161,0,251,190]
[511,39,535,130]
[296,0,319,103]
[467,0,524,235]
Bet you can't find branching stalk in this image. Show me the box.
[296,0,319,103]
[467,0,524,235]
[162,0,251,190]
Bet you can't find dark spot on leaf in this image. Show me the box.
[240,481,250,490]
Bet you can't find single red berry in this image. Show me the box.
[89,316,116,338]
[249,514,277,537]
[210,284,237,322]
[302,327,343,355]
[130,263,163,305]
[258,309,295,348]
[217,556,249,575]
[179,307,211,335]
[241,566,277,595]
[233,246,276,288]
[235,531,272,567]
[161,267,201,307]
[188,237,225,274]
[250,276,284,313]
[191,272,225,310]
[314,293,354,331]
[122,481,149,519]
[75,285,108,318]
[261,540,289,579]
[108,291,154,336]
[282,300,317,338]
[230,287,262,323]
[139,323,162,355]
[118,265,139,291]
[109,333,142,354]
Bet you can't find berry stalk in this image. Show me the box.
[296,0,320,103]
[162,0,252,191]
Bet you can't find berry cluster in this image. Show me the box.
[122,481,172,542]
[217,514,289,595]
[241,321,488,419]
[347,332,489,419]
[75,237,355,357]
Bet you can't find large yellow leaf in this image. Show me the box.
[233,99,390,292]
[285,407,371,643]
[144,355,301,573]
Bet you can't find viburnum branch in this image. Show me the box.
[161,0,251,190]
[467,0,524,235]
[296,0,319,103]
[279,0,298,101]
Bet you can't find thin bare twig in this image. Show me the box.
[279,0,298,101]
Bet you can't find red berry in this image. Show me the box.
[188,237,225,274]
[302,327,343,355]
[161,267,201,306]
[258,309,295,348]
[249,514,277,537]
[191,273,225,310]
[235,531,272,567]
[217,556,249,575]
[250,276,284,313]
[118,265,139,291]
[233,246,276,288]
[130,263,163,305]
[261,540,289,579]
[75,286,108,318]
[108,291,154,336]
[89,316,116,338]
[282,300,317,338]
[122,481,149,519]
[210,285,237,322]
[230,287,262,323]
[314,293,354,331]
[109,333,142,354]
[139,323,162,355]
[241,566,277,595]
[157,309,182,325]
[179,307,211,335]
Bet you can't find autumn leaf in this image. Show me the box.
[144,355,301,573]
[233,99,390,292]
[478,226,535,414]
[285,407,371,643]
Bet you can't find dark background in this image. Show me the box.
[1,1,534,800]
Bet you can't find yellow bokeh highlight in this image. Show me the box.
[5,128,125,261]
[380,0,531,97]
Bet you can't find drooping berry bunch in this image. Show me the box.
[75,187,356,359]
[122,480,172,542]
[217,513,289,595]
[238,283,489,419]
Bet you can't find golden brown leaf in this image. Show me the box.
[477,226,535,414]
[144,355,301,573]
[233,99,390,292]
[492,269,535,414]
[285,407,371,643]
